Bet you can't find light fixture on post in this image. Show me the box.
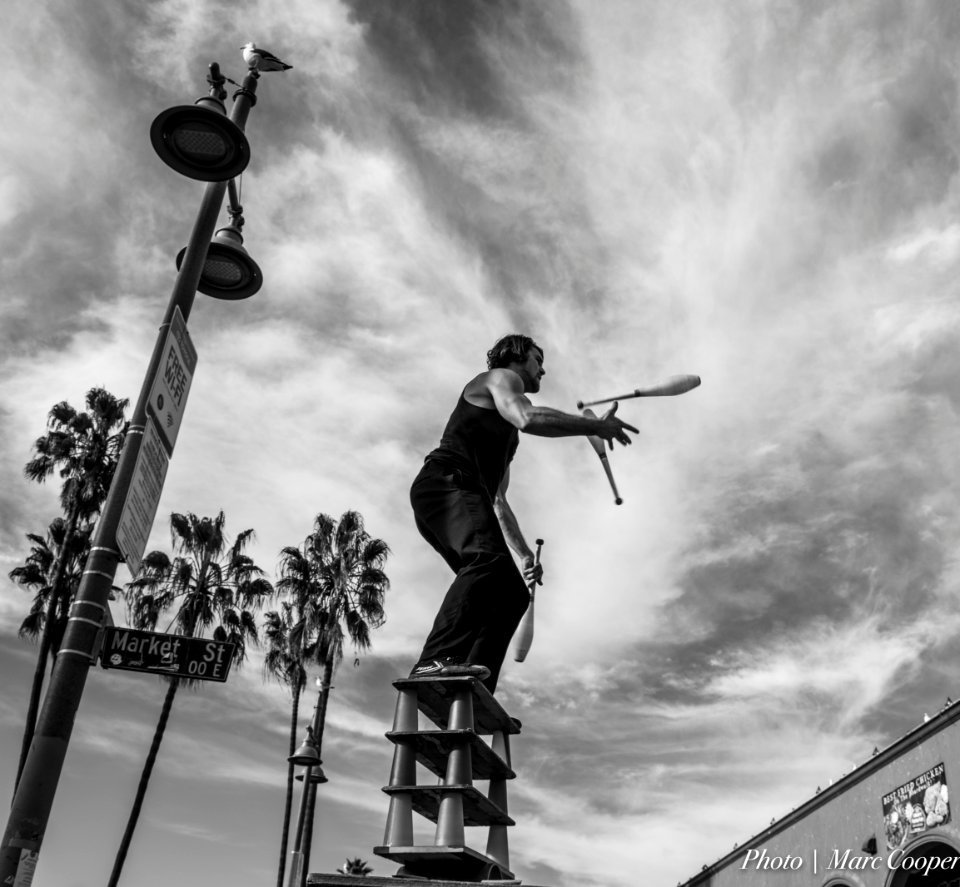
[289,726,322,768]
[288,726,324,887]
[150,63,251,182]
[298,675,330,886]
[176,223,262,300]
[176,176,262,299]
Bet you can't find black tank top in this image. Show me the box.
[425,393,519,497]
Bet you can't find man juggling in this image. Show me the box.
[408,333,637,692]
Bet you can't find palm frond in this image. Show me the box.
[47,401,77,427]
[287,618,307,654]
[239,609,259,643]
[358,565,390,590]
[362,538,391,564]
[231,527,256,558]
[236,576,274,610]
[344,610,372,651]
[18,609,44,640]
[169,512,194,549]
[86,387,130,423]
[9,563,50,590]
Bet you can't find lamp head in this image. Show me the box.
[151,99,250,182]
[176,224,263,300]
[288,729,321,767]
[295,767,328,784]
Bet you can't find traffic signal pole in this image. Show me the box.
[0,67,259,887]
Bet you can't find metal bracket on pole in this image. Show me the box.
[206,62,227,101]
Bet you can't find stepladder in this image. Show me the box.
[374,675,520,882]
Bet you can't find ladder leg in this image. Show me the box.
[382,688,418,846]
[434,686,474,847]
[485,729,510,870]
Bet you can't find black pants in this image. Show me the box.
[410,461,530,693]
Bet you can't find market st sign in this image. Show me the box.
[100,626,235,682]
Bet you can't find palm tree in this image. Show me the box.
[278,511,390,886]
[15,387,128,791]
[339,858,373,876]
[107,511,273,887]
[25,388,130,518]
[10,518,93,652]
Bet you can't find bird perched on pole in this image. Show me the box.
[241,42,292,72]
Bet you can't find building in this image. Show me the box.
[679,700,960,887]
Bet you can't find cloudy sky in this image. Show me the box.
[4,1,960,885]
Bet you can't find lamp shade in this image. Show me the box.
[151,99,250,182]
[295,767,328,784]
[176,225,263,300]
[288,734,321,767]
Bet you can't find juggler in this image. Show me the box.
[409,334,637,692]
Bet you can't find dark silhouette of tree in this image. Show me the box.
[107,511,272,887]
[14,387,127,792]
[339,858,373,875]
[271,511,389,887]
[10,518,92,652]
[263,602,311,887]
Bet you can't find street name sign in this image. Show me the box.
[100,627,235,682]
[115,416,169,576]
[147,305,197,456]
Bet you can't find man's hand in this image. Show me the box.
[522,555,543,586]
[595,402,639,449]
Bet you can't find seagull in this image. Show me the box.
[241,42,292,72]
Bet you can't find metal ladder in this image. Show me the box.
[374,675,519,882]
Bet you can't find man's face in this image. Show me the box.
[516,347,545,393]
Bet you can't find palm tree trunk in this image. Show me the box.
[276,685,301,887]
[301,658,334,883]
[12,504,82,795]
[107,677,180,887]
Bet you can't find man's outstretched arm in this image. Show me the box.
[486,369,638,445]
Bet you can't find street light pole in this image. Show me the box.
[288,754,314,887]
[0,65,261,887]
[299,675,332,886]
[287,716,326,887]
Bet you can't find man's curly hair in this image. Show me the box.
[486,334,542,370]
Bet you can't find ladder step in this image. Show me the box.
[387,729,516,780]
[393,676,519,734]
[372,843,514,881]
[382,784,514,826]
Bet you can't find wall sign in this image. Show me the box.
[882,762,950,850]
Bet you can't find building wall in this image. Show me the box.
[681,710,960,886]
